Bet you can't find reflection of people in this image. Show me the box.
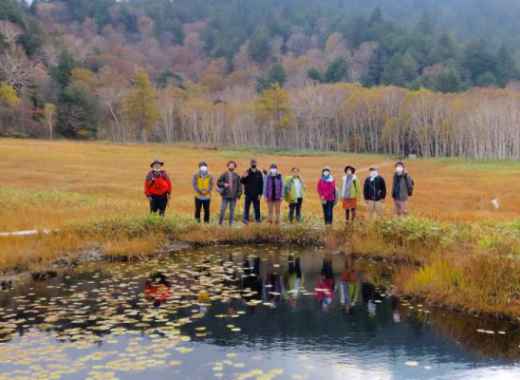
[144,159,172,216]
[144,272,172,307]
[266,272,283,304]
[339,258,360,312]
[284,256,303,304]
[391,295,401,323]
[198,290,210,315]
[262,258,284,304]
[315,257,335,310]
[242,256,262,298]
[360,272,377,317]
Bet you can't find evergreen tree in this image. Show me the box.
[475,71,497,87]
[368,7,383,26]
[56,84,100,139]
[17,20,43,57]
[462,40,498,85]
[362,47,386,86]
[257,63,287,93]
[415,11,435,35]
[496,45,518,87]
[307,67,323,83]
[434,66,463,93]
[430,33,458,63]
[248,28,271,64]
[324,58,349,83]
[382,53,418,87]
[51,51,76,92]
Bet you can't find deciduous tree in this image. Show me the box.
[124,70,160,142]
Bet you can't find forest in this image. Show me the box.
[1,0,520,158]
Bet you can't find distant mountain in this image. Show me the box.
[1,0,519,144]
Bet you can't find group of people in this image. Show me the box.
[144,158,414,225]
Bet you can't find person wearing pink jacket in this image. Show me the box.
[317,166,337,225]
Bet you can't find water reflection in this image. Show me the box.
[144,272,172,307]
[0,246,519,380]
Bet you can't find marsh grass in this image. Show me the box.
[403,253,520,318]
[4,138,520,231]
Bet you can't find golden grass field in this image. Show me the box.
[3,139,520,318]
[1,138,520,232]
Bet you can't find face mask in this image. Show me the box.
[323,171,330,177]
[270,169,277,175]
[200,166,208,173]
[346,170,352,176]
[370,171,378,178]
[152,167,161,172]
[396,166,404,174]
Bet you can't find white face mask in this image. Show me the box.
[370,171,378,178]
[323,171,330,177]
[346,170,352,176]
[270,168,277,175]
[152,166,161,172]
[200,166,208,173]
[396,166,404,174]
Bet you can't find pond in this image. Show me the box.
[1,245,520,380]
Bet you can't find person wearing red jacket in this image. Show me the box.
[144,159,172,216]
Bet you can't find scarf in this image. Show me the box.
[342,175,356,198]
[322,175,334,183]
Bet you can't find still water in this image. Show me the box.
[1,245,520,380]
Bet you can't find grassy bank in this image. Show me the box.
[0,215,325,272]
[2,213,520,320]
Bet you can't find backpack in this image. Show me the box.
[406,175,415,196]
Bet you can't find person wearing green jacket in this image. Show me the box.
[284,167,305,223]
[341,165,361,222]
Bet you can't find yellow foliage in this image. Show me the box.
[44,103,56,117]
[0,82,20,108]
[71,68,96,90]
[124,70,160,137]
[255,84,294,129]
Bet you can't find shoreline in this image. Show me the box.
[2,216,520,322]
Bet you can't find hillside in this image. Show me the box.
[0,0,519,155]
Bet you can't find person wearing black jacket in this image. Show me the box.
[363,167,387,220]
[392,161,414,216]
[241,159,264,224]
